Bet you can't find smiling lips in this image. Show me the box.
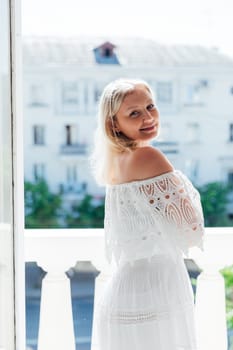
[140,124,156,131]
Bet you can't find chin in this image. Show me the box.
[146,132,158,140]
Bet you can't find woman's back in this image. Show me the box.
[91,78,205,350]
[95,166,205,350]
[108,146,174,185]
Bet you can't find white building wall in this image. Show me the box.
[23,62,233,198]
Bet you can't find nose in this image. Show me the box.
[143,109,154,122]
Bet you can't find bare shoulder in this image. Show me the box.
[129,146,174,180]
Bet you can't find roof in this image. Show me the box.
[23,36,233,67]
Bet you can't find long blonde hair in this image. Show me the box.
[89,78,154,186]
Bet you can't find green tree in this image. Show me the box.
[197,182,233,227]
[66,194,105,228]
[221,265,233,330]
[24,179,62,228]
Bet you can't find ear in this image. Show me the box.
[114,126,120,132]
[108,117,120,132]
[113,117,121,132]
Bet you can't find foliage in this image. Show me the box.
[65,194,105,228]
[198,181,233,329]
[24,179,62,228]
[24,178,233,230]
[221,265,233,330]
[197,182,233,227]
[24,179,104,229]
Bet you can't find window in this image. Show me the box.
[93,41,120,64]
[156,82,173,104]
[67,165,77,184]
[65,124,78,145]
[184,80,208,105]
[33,125,45,145]
[228,171,233,185]
[230,123,233,142]
[185,84,200,104]
[29,84,47,107]
[33,163,45,181]
[62,81,79,113]
[186,123,200,143]
[94,87,102,103]
[62,81,78,105]
[104,48,111,57]
[185,159,199,183]
[66,125,72,145]
[94,82,106,103]
[157,123,171,141]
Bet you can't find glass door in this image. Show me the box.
[0,0,25,349]
[0,0,15,348]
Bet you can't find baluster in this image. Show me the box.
[192,235,228,350]
[195,267,228,350]
[36,260,76,350]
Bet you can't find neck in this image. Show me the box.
[136,140,151,148]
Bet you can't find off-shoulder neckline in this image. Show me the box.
[106,169,181,188]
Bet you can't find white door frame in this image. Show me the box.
[11,0,25,349]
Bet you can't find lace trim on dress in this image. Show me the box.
[139,172,199,229]
[110,301,194,324]
[138,171,204,253]
[104,170,205,264]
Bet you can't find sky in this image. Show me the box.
[22,0,233,57]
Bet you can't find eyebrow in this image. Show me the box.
[126,100,154,111]
[126,105,139,111]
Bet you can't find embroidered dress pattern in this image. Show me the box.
[92,170,205,350]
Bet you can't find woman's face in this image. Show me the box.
[114,84,159,146]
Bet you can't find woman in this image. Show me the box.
[90,78,205,350]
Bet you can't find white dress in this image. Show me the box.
[93,169,205,350]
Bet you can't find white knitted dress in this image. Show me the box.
[93,170,205,350]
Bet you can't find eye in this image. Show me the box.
[129,110,140,118]
[147,104,155,110]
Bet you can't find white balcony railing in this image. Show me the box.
[24,227,233,350]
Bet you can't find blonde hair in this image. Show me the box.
[89,78,154,186]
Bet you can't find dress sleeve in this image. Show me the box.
[139,170,205,257]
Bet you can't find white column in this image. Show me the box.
[37,260,76,350]
[190,231,231,350]
[25,229,106,350]
[195,268,227,350]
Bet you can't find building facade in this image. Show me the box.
[23,37,233,201]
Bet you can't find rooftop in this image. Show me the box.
[23,36,233,67]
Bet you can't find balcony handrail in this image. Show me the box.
[24,227,233,350]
